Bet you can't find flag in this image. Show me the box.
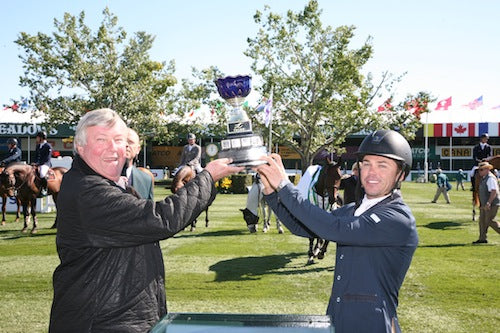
[405,98,427,119]
[377,98,393,112]
[476,122,500,137]
[435,97,452,111]
[264,92,273,127]
[465,96,483,110]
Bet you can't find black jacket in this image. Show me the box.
[49,155,216,332]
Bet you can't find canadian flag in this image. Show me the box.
[435,97,452,111]
[452,123,475,137]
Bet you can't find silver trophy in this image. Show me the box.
[215,75,268,167]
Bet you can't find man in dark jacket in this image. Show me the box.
[49,108,243,333]
[0,138,22,166]
[255,130,418,333]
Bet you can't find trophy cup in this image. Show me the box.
[215,75,268,167]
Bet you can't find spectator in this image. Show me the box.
[472,161,500,244]
[431,169,451,204]
[123,128,154,200]
[456,168,466,191]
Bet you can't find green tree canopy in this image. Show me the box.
[245,0,434,171]
[15,7,177,141]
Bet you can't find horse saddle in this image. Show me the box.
[33,166,56,181]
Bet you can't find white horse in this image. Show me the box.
[240,174,284,234]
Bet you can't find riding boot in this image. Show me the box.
[40,177,48,197]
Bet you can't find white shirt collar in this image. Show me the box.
[354,194,390,216]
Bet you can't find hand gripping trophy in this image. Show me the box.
[215,75,268,167]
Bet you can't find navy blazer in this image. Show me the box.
[266,184,418,333]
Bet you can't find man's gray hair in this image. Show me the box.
[74,108,126,154]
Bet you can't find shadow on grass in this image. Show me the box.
[0,227,57,240]
[174,229,248,238]
[418,243,469,248]
[423,221,464,230]
[209,252,332,282]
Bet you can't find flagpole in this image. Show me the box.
[449,136,452,171]
[424,112,429,182]
[267,88,274,154]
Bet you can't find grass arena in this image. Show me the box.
[0,181,498,332]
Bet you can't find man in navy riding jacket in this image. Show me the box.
[255,130,418,333]
[1,138,22,166]
[34,131,52,196]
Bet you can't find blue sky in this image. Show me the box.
[1,0,499,109]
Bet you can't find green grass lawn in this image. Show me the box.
[0,182,498,332]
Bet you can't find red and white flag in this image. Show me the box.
[377,98,393,112]
[435,97,452,111]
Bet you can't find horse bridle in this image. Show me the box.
[1,170,26,197]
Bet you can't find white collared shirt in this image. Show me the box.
[354,194,390,216]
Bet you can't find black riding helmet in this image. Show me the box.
[356,130,412,177]
[7,138,18,145]
[36,131,47,140]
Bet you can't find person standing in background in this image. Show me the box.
[431,169,451,204]
[473,161,500,244]
[123,128,154,200]
[456,168,466,191]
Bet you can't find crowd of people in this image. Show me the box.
[1,112,498,332]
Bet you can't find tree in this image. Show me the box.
[164,66,228,145]
[245,0,434,171]
[15,8,177,141]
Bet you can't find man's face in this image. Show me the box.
[125,130,141,161]
[36,136,42,144]
[188,138,195,145]
[481,137,488,144]
[478,167,489,177]
[76,123,127,181]
[359,155,401,199]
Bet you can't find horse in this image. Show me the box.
[240,174,284,234]
[170,165,208,232]
[0,164,68,233]
[0,166,21,225]
[472,155,500,221]
[296,159,342,265]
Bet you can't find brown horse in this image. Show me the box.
[305,159,343,265]
[0,166,21,225]
[171,165,208,232]
[472,155,500,221]
[0,164,68,233]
